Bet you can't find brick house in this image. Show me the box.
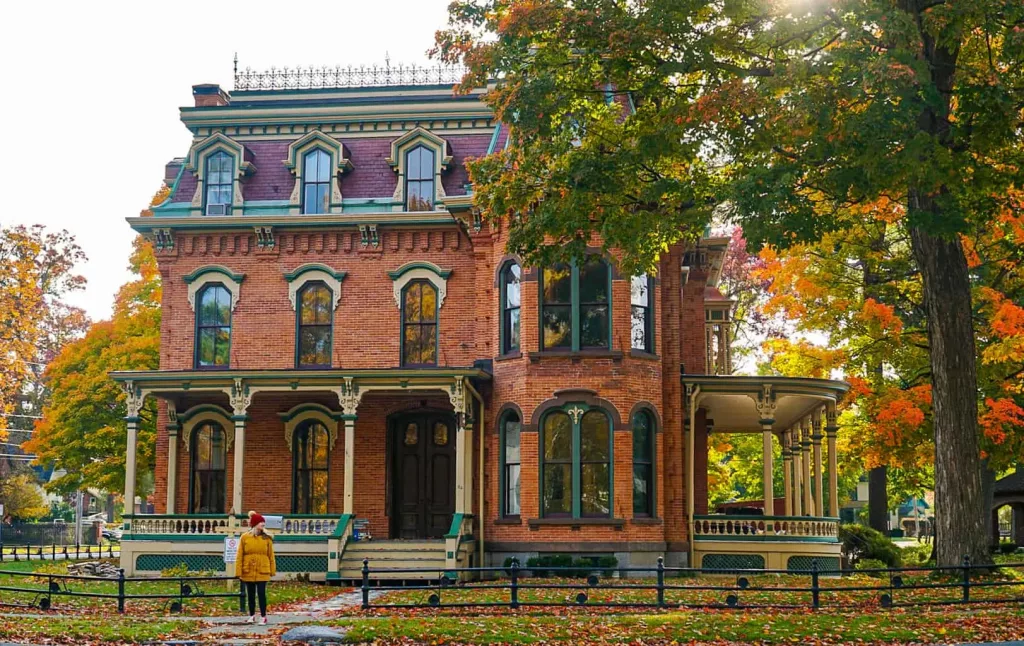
[113,66,848,580]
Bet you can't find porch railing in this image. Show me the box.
[693,515,840,541]
[125,514,345,539]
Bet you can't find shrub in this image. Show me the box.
[900,542,932,566]
[1000,543,1018,555]
[855,558,889,577]
[524,554,617,578]
[839,524,902,568]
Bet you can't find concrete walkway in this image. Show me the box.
[195,589,377,642]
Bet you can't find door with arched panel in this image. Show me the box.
[390,412,456,539]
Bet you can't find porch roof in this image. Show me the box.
[681,375,849,433]
[109,366,491,394]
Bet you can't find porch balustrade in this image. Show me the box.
[692,515,840,541]
[125,514,343,538]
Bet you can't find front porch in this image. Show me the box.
[685,376,849,571]
[112,368,490,579]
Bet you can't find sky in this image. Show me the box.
[0,0,456,322]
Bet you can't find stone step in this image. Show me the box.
[344,540,444,552]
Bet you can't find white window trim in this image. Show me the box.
[184,265,244,312]
[386,127,453,211]
[283,130,352,214]
[180,405,236,452]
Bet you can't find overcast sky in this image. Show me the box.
[0,0,455,321]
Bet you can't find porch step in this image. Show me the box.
[339,539,449,580]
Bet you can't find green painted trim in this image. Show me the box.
[178,404,233,423]
[325,572,340,580]
[278,403,343,423]
[182,265,245,285]
[109,367,491,383]
[153,202,193,215]
[342,197,403,206]
[486,122,502,155]
[283,263,347,282]
[388,261,452,281]
[332,514,354,538]
[694,535,839,543]
[153,163,187,209]
[127,212,460,233]
[538,404,614,520]
[444,512,465,539]
[124,535,228,542]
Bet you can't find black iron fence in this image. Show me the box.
[0,543,118,561]
[1,521,91,546]
[360,556,1024,611]
[0,567,244,614]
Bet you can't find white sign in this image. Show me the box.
[0,503,5,517]
[263,515,283,530]
[224,536,240,563]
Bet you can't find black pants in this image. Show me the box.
[244,581,267,617]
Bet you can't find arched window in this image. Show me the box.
[296,282,332,368]
[500,411,522,516]
[540,257,611,351]
[292,422,330,514]
[541,406,612,518]
[404,145,435,211]
[401,280,437,366]
[302,149,331,214]
[632,410,655,517]
[500,262,521,354]
[195,284,232,368]
[204,151,234,215]
[189,422,227,513]
[630,274,654,353]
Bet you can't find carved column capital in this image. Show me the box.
[336,377,363,418]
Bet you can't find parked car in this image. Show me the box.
[101,528,122,543]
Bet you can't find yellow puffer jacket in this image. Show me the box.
[235,531,276,582]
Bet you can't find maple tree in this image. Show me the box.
[28,195,163,496]
[437,0,1024,565]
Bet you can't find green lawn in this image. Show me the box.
[0,616,197,644]
[0,559,341,616]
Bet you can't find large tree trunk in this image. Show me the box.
[909,224,991,566]
[868,466,889,534]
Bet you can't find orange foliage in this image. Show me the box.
[979,397,1024,445]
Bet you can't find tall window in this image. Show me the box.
[501,411,522,516]
[296,282,332,368]
[501,262,521,354]
[401,280,437,366]
[541,406,612,518]
[631,274,654,352]
[293,422,329,514]
[632,411,655,516]
[189,422,227,514]
[302,149,331,214]
[405,145,435,211]
[204,151,233,214]
[195,284,231,368]
[540,257,610,351]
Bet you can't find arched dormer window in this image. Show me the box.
[292,421,330,514]
[302,149,332,214]
[195,284,232,368]
[540,256,611,351]
[500,261,521,355]
[296,282,332,368]
[189,422,227,513]
[541,405,613,518]
[405,145,435,211]
[204,151,234,215]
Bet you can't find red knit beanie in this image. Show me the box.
[248,510,266,527]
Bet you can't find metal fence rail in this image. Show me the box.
[0,568,244,614]
[0,543,119,561]
[360,556,1024,611]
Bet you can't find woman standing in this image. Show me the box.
[236,510,276,624]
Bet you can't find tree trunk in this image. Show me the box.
[980,459,996,546]
[868,466,889,535]
[909,223,992,566]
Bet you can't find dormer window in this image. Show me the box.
[205,152,234,215]
[405,145,435,211]
[302,149,332,215]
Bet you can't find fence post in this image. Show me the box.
[52,545,56,561]
[510,557,520,610]
[238,579,247,613]
[810,559,820,610]
[656,556,666,608]
[117,568,126,613]
[62,546,68,560]
[0,542,4,562]
[361,559,370,610]
[961,555,970,603]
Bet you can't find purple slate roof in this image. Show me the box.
[170,131,496,204]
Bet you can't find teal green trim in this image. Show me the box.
[124,534,228,542]
[332,514,354,538]
[153,163,187,209]
[283,263,347,282]
[178,404,232,423]
[539,404,614,520]
[486,122,502,155]
[243,205,291,215]
[153,202,193,215]
[342,198,403,205]
[278,403,343,422]
[182,265,245,284]
[136,554,225,571]
[444,512,465,539]
[326,572,340,580]
[694,535,839,543]
[701,553,765,570]
[388,261,452,281]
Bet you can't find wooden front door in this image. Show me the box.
[392,413,457,539]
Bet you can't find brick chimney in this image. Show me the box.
[192,84,230,107]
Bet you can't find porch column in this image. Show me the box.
[166,403,180,514]
[123,383,145,516]
[229,379,252,517]
[812,409,824,518]
[451,378,469,517]
[782,431,793,517]
[761,421,774,515]
[337,378,363,517]
[826,404,839,517]
[801,418,813,516]
[791,427,803,516]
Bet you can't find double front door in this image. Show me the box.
[391,412,456,539]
